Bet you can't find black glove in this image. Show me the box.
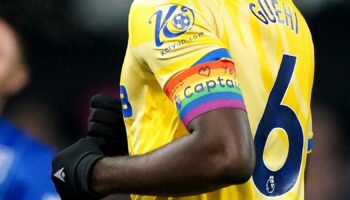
[51,94,129,199]
[51,137,106,200]
[87,94,128,156]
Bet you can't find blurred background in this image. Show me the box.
[0,0,348,199]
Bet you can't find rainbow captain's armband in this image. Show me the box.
[164,60,246,127]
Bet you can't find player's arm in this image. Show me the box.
[91,108,255,196]
[305,115,313,186]
[305,154,311,183]
[305,138,313,189]
[51,92,255,198]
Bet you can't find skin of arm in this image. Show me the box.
[305,154,311,192]
[91,108,256,196]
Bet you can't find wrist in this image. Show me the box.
[91,157,110,195]
[77,153,106,198]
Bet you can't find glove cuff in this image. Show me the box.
[76,153,106,199]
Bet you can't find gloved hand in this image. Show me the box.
[87,94,128,156]
[51,94,128,199]
[51,137,106,200]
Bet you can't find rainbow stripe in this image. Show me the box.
[165,60,246,126]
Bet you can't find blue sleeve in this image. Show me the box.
[5,142,60,200]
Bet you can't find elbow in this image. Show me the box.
[215,143,256,184]
[228,149,256,184]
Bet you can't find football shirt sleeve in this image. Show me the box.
[130,2,246,127]
[306,113,313,154]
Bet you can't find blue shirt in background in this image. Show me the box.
[0,118,59,200]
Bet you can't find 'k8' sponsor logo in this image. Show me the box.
[149,5,195,47]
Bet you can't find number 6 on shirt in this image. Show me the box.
[253,54,304,196]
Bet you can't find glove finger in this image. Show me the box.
[98,138,129,156]
[87,124,128,155]
[88,108,124,126]
[87,122,121,139]
[90,94,122,111]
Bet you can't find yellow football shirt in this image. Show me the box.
[119,0,314,199]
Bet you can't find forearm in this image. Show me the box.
[305,154,311,191]
[92,133,243,196]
